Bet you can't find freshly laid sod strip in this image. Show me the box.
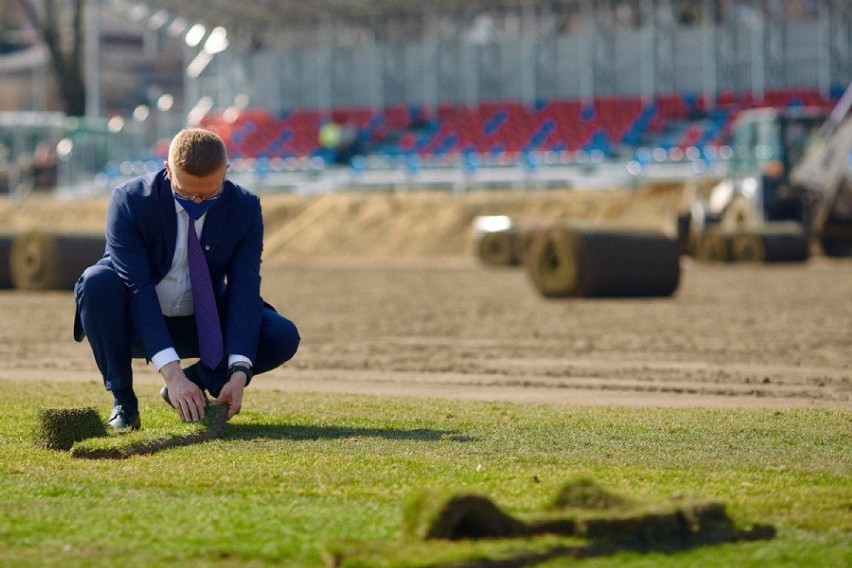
[403,479,774,543]
[0,379,849,568]
[336,480,774,566]
[34,404,228,457]
[70,403,229,459]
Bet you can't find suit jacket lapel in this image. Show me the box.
[156,170,178,277]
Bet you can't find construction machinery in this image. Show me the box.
[685,83,852,260]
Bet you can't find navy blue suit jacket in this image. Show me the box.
[74,169,265,362]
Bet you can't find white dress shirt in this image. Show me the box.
[150,202,251,371]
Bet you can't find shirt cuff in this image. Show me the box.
[228,355,252,368]
[151,348,180,371]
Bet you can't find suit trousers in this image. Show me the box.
[74,264,300,396]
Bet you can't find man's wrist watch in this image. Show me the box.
[227,363,253,386]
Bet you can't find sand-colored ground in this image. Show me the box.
[0,184,849,410]
[0,182,689,262]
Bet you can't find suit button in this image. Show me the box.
[204,245,211,250]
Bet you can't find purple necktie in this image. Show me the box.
[187,220,224,368]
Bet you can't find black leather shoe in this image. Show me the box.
[107,405,140,431]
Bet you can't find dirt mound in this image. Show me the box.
[261,181,687,263]
[0,181,687,265]
[0,195,110,233]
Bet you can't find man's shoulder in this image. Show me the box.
[225,181,261,207]
[226,180,257,198]
[113,170,165,201]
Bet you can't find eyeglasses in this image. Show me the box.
[173,188,222,202]
[172,183,223,202]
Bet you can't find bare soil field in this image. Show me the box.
[1,257,849,410]
[0,185,849,410]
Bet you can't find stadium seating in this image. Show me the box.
[191,86,841,165]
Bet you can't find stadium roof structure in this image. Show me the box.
[121,0,587,46]
[136,0,572,26]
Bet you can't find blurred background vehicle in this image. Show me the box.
[683,82,852,259]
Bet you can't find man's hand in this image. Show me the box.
[161,361,206,422]
[215,371,247,420]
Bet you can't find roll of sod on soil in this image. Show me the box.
[10,230,105,290]
[476,228,538,266]
[473,215,548,267]
[34,407,107,451]
[526,225,681,298]
[730,222,810,263]
[0,231,16,289]
[476,230,517,266]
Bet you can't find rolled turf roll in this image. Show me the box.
[474,215,546,267]
[10,230,105,290]
[694,231,731,262]
[0,231,16,289]
[475,229,518,266]
[526,224,681,298]
[34,407,107,451]
[475,228,540,266]
[730,222,809,263]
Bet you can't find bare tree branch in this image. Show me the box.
[13,0,87,116]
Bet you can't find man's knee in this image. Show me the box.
[75,264,126,306]
[276,317,300,363]
[264,314,300,365]
[74,264,130,344]
[74,264,127,313]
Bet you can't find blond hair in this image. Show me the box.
[167,128,228,176]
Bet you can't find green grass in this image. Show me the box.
[0,379,849,567]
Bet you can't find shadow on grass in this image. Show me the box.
[225,423,475,443]
[415,529,775,568]
[69,416,473,460]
